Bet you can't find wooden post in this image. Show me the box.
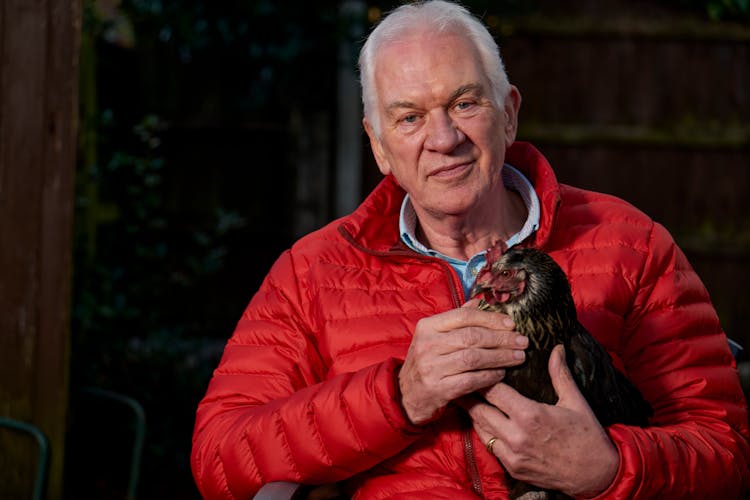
[0,1,80,498]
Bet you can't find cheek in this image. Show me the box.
[384,138,423,175]
[463,118,504,156]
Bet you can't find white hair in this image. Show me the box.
[358,0,511,137]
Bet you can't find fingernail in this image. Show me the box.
[513,350,525,360]
[515,335,528,347]
[503,318,514,328]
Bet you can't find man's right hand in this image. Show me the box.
[398,299,528,425]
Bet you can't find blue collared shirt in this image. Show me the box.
[399,164,540,299]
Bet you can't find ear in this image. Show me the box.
[502,85,522,147]
[363,117,392,176]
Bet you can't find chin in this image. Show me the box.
[441,189,486,214]
[428,200,476,219]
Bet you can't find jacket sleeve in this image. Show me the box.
[590,223,750,499]
[190,250,423,499]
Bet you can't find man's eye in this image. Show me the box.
[455,101,474,111]
[401,114,418,124]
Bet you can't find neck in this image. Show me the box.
[414,185,527,260]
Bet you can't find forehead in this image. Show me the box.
[373,31,486,106]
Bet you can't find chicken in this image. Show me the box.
[471,245,652,500]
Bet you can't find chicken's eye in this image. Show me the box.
[500,270,511,278]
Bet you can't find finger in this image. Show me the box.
[440,341,527,372]
[481,381,535,417]
[440,325,529,352]
[548,344,567,381]
[466,396,510,423]
[434,306,516,334]
[440,368,507,398]
[463,398,514,458]
[407,336,526,387]
[463,395,511,436]
[549,344,588,409]
[462,298,481,308]
[408,333,523,379]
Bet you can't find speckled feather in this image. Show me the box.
[471,246,652,500]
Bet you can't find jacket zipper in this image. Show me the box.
[339,225,484,497]
[462,421,484,497]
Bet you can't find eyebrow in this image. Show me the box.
[384,83,485,115]
[449,83,483,102]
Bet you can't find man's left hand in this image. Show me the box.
[464,344,619,498]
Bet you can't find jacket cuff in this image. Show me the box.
[578,424,639,499]
[375,358,427,437]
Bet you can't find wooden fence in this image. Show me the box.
[497,9,750,347]
[0,1,80,498]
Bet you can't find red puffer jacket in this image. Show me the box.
[191,142,750,499]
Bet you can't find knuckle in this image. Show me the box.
[515,405,537,424]
[456,307,474,323]
[504,460,520,475]
[460,328,481,346]
[483,368,505,386]
[453,371,489,397]
[453,378,473,396]
[493,368,506,383]
[414,317,430,335]
[460,348,482,367]
[484,367,505,381]
[502,454,528,476]
[505,432,526,453]
[500,330,518,345]
[507,346,526,364]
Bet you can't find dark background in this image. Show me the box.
[64,0,749,498]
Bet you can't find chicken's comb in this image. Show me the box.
[485,240,508,264]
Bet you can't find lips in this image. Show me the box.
[428,160,473,178]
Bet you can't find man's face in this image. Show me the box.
[364,31,520,221]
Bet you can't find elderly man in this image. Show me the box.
[191,1,750,498]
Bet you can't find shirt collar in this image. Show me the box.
[399,163,540,260]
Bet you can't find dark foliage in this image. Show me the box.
[70,1,347,497]
[660,0,750,21]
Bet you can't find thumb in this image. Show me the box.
[462,298,480,308]
[549,344,586,408]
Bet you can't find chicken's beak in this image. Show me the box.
[469,282,488,300]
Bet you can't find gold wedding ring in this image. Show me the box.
[486,436,498,454]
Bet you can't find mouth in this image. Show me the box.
[428,161,473,179]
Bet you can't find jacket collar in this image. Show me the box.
[505,142,562,249]
[338,142,562,252]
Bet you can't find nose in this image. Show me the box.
[424,110,465,152]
